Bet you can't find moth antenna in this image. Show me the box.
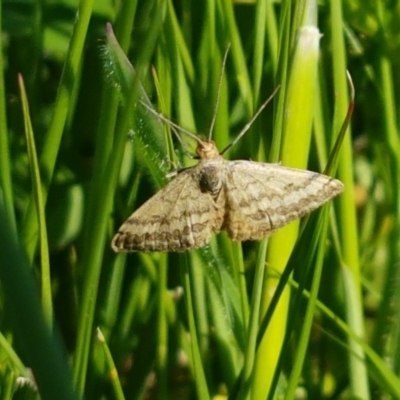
[207,44,231,141]
[139,100,205,147]
[170,124,196,160]
[220,86,280,155]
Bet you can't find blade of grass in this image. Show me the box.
[284,206,329,398]
[18,74,52,326]
[73,2,167,392]
[197,0,216,92]
[21,0,98,263]
[286,275,400,398]
[330,0,370,397]
[252,4,322,397]
[219,0,253,115]
[252,0,279,102]
[96,328,125,400]
[0,332,30,377]
[252,0,267,106]
[198,248,244,388]
[116,270,153,343]
[163,2,196,134]
[0,1,16,235]
[156,253,169,398]
[371,2,400,375]
[237,240,268,400]
[189,251,210,359]
[229,241,249,332]
[2,370,15,399]
[269,1,291,161]
[181,254,210,400]
[0,203,78,400]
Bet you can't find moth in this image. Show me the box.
[112,139,343,252]
[111,92,343,252]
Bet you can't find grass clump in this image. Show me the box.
[0,1,399,399]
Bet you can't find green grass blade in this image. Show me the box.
[0,204,78,400]
[237,240,268,400]
[181,255,210,400]
[220,0,253,115]
[18,74,53,326]
[287,277,400,398]
[5,1,400,398]
[253,4,322,397]
[156,253,169,398]
[21,0,97,263]
[198,248,244,388]
[73,2,167,392]
[0,2,16,236]
[371,2,400,379]
[96,328,125,400]
[0,332,30,377]
[330,1,370,398]
[252,0,267,105]
[284,207,329,398]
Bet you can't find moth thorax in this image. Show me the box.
[196,140,219,160]
[198,165,222,196]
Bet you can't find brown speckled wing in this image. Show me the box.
[112,168,223,252]
[222,161,344,241]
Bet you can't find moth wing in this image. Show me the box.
[222,161,343,241]
[112,169,221,252]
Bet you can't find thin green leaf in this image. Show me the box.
[18,74,52,326]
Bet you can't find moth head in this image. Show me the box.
[196,140,219,160]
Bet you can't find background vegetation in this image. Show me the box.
[0,0,399,399]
